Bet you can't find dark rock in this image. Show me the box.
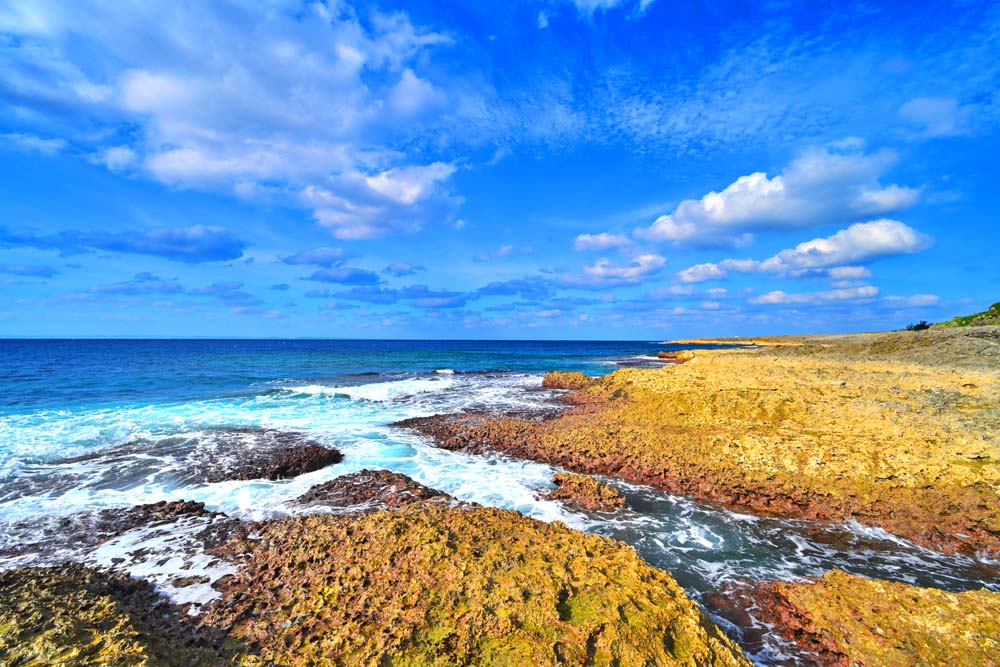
[296,469,451,510]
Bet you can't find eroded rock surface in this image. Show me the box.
[0,564,245,667]
[541,370,595,390]
[401,327,1000,557]
[295,468,450,510]
[207,500,751,667]
[752,570,1000,667]
[543,472,626,512]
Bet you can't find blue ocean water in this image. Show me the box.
[1,338,997,665]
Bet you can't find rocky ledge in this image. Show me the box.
[0,564,242,667]
[208,499,750,666]
[0,472,752,666]
[543,471,626,512]
[751,570,1000,667]
[541,370,596,390]
[295,468,450,510]
[399,327,1000,558]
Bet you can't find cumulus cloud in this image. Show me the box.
[92,272,183,295]
[560,253,665,287]
[475,277,556,300]
[573,232,632,251]
[0,223,246,262]
[282,247,355,267]
[677,220,931,282]
[305,267,382,286]
[383,262,426,277]
[0,1,462,239]
[634,147,920,246]
[190,281,262,306]
[89,225,247,263]
[0,263,57,277]
[752,285,879,305]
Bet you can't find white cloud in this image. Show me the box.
[678,262,728,283]
[560,253,665,287]
[537,11,549,29]
[634,147,920,246]
[1,132,67,154]
[883,293,940,307]
[677,220,931,282]
[92,145,137,172]
[752,285,879,305]
[0,1,460,240]
[899,97,975,138]
[573,232,632,251]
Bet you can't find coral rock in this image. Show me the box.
[753,569,1000,667]
[544,472,626,512]
[207,500,751,666]
[541,370,595,390]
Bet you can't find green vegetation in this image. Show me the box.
[937,301,1000,327]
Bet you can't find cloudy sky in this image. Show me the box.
[1,0,996,338]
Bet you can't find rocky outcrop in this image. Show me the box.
[400,328,1000,557]
[218,441,342,482]
[0,565,243,667]
[543,472,626,512]
[541,370,595,390]
[752,570,1000,667]
[207,499,751,667]
[50,427,343,486]
[295,468,450,509]
[658,350,695,363]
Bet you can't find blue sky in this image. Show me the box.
[0,0,997,339]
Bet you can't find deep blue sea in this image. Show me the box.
[2,339,998,665]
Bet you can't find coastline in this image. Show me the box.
[2,330,999,666]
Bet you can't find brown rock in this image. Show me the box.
[541,370,595,390]
[401,328,1000,558]
[207,501,751,666]
[543,472,626,512]
[752,570,1000,667]
[295,468,451,509]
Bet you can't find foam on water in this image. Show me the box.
[282,376,456,401]
[2,366,998,666]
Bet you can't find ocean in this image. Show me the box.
[2,338,997,664]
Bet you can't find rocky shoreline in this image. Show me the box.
[1,468,751,666]
[3,326,999,666]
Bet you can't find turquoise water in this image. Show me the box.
[1,339,997,665]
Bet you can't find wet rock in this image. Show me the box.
[295,468,451,510]
[207,500,751,666]
[543,472,626,512]
[752,569,1000,667]
[402,330,1000,558]
[541,370,595,390]
[25,428,343,498]
[0,500,238,564]
[217,441,342,482]
[0,564,245,666]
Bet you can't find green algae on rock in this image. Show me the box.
[208,499,751,667]
[754,569,1000,667]
[543,471,626,512]
[0,564,247,667]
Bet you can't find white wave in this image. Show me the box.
[434,368,455,375]
[283,376,455,402]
